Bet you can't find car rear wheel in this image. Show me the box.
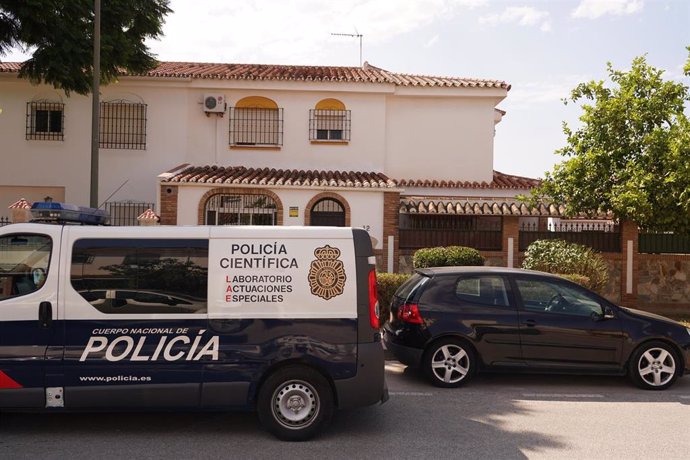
[257,366,334,441]
[423,338,476,388]
[628,341,680,390]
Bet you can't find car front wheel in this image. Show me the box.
[423,338,476,388]
[629,341,680,390]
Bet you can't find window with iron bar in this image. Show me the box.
[26,101,64,141]
[309,109,351,141]
[205,193,278,226]
[99,101,147,150]
[229,107,283,146]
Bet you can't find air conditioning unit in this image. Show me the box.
[203,94,226,113]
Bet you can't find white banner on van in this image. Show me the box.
[208,238,357,319]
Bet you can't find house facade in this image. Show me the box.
[0,61,542,271]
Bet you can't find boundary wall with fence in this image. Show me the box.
[399,216,690,316]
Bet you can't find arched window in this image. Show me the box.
[310,98,351,142]
[310,198,346,227]
[204,192,278,225]
[230,96,283,146]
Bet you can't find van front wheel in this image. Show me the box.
[257,366,334,441]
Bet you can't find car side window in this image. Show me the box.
[455,275,510,307]
[515,278,603,317]
[0,234,52,301]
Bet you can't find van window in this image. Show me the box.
[0,234,52,300]
[70,239,208,314]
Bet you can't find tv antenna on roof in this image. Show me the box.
[331,30,363,66]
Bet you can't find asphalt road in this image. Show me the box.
[1,363,689,460]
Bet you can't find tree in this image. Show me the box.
[528,52,690,232]
[0,0,171,95]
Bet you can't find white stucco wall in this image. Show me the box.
[385,96,498,184]
[173,184,385,249]
[1,73,508,212]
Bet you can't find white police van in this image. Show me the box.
[0,203,387,441]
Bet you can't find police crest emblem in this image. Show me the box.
[308,245,346,300]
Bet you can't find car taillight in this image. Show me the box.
[368,269,380,329]
[397,303,423,324]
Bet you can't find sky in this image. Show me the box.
[5,0,690,179]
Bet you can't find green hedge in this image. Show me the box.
[522,239,608,293]
[556,273,592,288]
[376,272,411,326]
[413,246,485,268]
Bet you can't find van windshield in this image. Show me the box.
[0,234,52,300]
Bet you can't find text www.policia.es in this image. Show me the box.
[79,375,152,383]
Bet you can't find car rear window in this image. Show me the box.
[395,273,430,302]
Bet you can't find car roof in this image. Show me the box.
[415,266,559,278]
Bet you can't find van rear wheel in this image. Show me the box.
[258,366,333,441]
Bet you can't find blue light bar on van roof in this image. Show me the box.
[30,202,109,225]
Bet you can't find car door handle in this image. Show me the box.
[523,319,536,327]
[39,301,53,329]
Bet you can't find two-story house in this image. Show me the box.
[0,61,544,271]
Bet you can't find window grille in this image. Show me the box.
[229,107,283,146]
[26,101,64,140]
[204,193,278,226]
[310,198,346,227]
[309,109,351,141]
[100,101,147,149]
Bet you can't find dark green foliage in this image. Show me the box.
[522,239,608,293]
[376,272,411,325]
[526,52,690,233]
[413,246,485,269]
[0,0,171,95]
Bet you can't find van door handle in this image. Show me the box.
[523,319,536,327]
[39,301,52,329]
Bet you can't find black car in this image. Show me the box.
[383,267,690,390]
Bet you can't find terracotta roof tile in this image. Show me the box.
[397,171,541,190]
[400,198,567,217]
[137,208,160,221]
[163,165,398,189]
[0,61,509,90]
[0,62,21,73]
[8,198,31,209]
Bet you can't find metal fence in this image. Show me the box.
[519,222,620,252]
[399,228,503,251]
[639,232,690,254]
[104,201,154,226]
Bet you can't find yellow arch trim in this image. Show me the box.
[236,96,278,109]
[315,98,346,110]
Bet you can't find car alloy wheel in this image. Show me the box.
[629,341,680,390]
[424,339,475,388]
[637,347,676,387]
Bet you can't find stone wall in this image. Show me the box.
[601,259,622,304]
[638,257,690,306]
